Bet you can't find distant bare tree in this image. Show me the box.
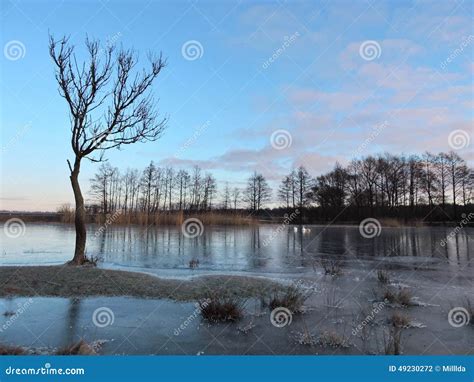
[295,166,313,209]
[49,35,167,264]
[232,187,241,211]
[244,172,271,211]
[278,175,292,208]
[222,182,231,210]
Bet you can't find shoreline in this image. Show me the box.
[0,266,285,301]
[0,218,469,228]
[2,211,473,228]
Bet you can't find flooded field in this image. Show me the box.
[1,223,472,354]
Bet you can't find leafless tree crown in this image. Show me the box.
[49,35,167,163]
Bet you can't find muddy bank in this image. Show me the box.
[0,266,284,301]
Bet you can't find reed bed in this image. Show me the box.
[88,211,257,226]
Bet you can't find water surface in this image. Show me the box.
[1,223,471,275]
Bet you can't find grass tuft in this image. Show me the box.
[199,297,243,323]
[0,344,26,355]
[267,285,309,313]
[389,312,410,328]
[377,270,390,284]
[317,258,343,277]
[318,330,350,348]
[56,340,97,355]
[383,288,413,306]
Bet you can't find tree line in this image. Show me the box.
[88,151,472,221]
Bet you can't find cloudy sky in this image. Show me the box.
[1,0,472,211]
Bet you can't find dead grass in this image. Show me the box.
[56,340,97,355]
[199,297,243,323]
[0,266,285,302]
[57,204,75,223]
[378,218,424,227]
[267,285,309,313]
[0,344,26,355]
[94,211,257,226]
[383,288,413,306]
[317,258,343,277]
[377,270,390,284]
[318,330,350,348]
[389,312,411,328]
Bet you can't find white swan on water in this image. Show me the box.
[294,226,311,233]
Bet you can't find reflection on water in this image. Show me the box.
[1,223,472,273]
[0,296,200,354]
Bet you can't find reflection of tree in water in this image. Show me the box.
[85,224,471,272]
[65,297,82,347]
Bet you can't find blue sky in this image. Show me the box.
[1,0,473,211]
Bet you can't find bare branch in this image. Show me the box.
[50,35,164,160]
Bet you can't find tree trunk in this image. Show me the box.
[69,157,87,265]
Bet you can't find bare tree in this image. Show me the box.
[446,151,465,217]
[278,175,292,208]
[231,187,241,211]
[295,165,312,209]
[244,172,271,211]
[176,170,190,210]
[435,153,450,209]
[222,182,231,210]
[49,36,167,264]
